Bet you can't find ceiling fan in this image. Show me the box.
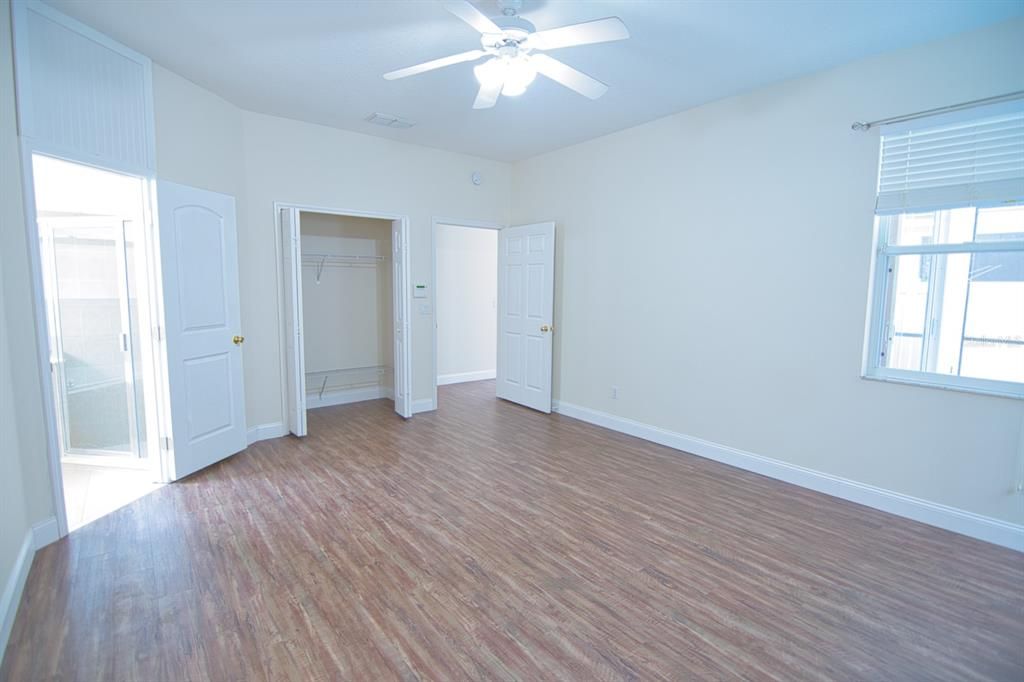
[383,0,629,109]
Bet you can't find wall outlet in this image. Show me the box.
[611,386,619,400]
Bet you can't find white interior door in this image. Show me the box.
[497,222,555,412]
[281,207,307,436]
[157,181,247,479]
[392,219,412,418]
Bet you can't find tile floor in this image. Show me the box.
[61,462,164,531]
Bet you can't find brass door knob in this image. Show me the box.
[540,325,551,333]
[233,335,245,345]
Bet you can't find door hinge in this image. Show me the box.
[161,436,171,451]
[154,325,163,341]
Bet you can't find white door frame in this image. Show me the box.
[274,202,414,427]
[16,144,170,541]
[430,216,505,410]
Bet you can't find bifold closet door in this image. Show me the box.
[158,181,247,479]
[281,207,307,436]
[392,220,412,418]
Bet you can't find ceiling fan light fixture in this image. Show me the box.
[386,1,629,109]
[502,55,536,97]
[473,57,507,89]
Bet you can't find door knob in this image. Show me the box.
[540,324,551,333]
[233,335,245,345]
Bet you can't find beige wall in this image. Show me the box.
[238,111,510,422]
[511,19,1024,524]
[0,248,30,611]
[152,66,512,427]
[435,224,497,380]
[0,0,51,630]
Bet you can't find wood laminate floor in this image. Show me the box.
[2,381,1022,681]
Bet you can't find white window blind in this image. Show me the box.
[875,102,1024,215]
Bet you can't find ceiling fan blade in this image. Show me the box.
[531,53,608,100]
[383,49,487,80]
[443,0,502,35]
[527,17,629,51]
[473,77,504,109]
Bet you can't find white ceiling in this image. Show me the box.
[45,0,1023,162]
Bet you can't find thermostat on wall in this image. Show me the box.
[413,284,428,298]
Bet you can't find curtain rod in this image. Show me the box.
[851,90,1024,132]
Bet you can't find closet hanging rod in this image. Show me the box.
[305,365,389,376]
[303,252,386,283]
[301,252,386,261]
[306,365,389,400]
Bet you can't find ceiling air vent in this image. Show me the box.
[365,112,415,129]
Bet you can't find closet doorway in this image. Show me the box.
[278,205,413,435]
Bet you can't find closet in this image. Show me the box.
[281,208,410,436]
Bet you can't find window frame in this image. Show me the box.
[863,201,1024,400]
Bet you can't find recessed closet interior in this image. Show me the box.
[300,212,394,417]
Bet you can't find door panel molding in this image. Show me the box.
[158,180,247,479]
[497,222,555,413]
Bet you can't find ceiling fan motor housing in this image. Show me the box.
[481,15,535,49]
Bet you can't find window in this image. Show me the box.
[865,103,1024,398]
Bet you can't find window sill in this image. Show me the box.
[862,371,1024,400]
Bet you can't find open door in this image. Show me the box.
[281,207,307,436]
[497,222,556,413]
[392,220,413,418]
[157,181,247,479]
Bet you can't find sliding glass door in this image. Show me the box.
[42,218,147,460]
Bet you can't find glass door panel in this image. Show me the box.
[47,219,141,457]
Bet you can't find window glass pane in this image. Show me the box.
[961,249,1024,382]
[881,249,1024,384]
[976,205,1024,241]
[888,335,923,371]
[884,254,929,371]
[887,207,975,246]
[961,341,1024,383]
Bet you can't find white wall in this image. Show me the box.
[511,19,1024,525]
[436,224,497,384]
[238,111,510,422]
[151,68,512,427]
[0,0,49,653]
[300,212,393,394]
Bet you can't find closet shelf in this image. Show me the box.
[302,252,388,283]
[306,365,392,399]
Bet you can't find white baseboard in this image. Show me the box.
[412,398,435,414]
[246,422,288,445]
[437,369,496,386]
[1,531,34,660]
[552,400,1024,552]
[306,385,390,410]
[31,517,59,550]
